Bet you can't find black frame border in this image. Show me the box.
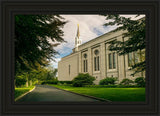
[0,0,159,115]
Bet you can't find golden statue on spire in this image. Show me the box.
[77,24,80,38]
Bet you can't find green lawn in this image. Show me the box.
[50,85,145,101]
[14,86,35,100]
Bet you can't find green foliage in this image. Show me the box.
[52,68,58,77]
[15,86,34,99]
[99,77,117,85]
[103,15,145,75]
[30,67,57,81]
[15,67,57,87]
[41,79,58,85]
[85,85,138,88]
[15,15,66,73]
[15,75,27,87]
[120,78,134,85]
[135,77,145,87]
[72,73,95,87]
[58,81,73,84]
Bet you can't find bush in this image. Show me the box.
[58,81,73,84]
[85,85,117,88]
[85,85,138,88]
[99,77,117,85]
[41,80,58,85]
[15,76,27,87]
[72,73,95,87]
[120,78,134,85]
[135,77,145,87]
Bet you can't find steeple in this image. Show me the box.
[75,24,82,52]
[77,24,80,38]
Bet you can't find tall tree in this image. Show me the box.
[103,15,145,75]
[15,15,66,73]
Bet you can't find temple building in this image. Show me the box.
[58,24,145,84]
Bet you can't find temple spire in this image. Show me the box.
[75,24,82,52]
[77,24,80,38]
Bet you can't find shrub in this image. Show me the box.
[58,81,73,84]
[85,85,138,88]
[15,76,27,87]
[120,78,134,85]
[135,77,145,87]
[99,77,117,85]
[41,79,58,85]
[72,73,95,87]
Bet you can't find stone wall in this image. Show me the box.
[58,53,79,81]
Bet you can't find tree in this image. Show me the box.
[103,15,145,75]
[52,68,58,78]
[15,15,66,73]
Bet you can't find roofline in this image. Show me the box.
[60,52,79,59]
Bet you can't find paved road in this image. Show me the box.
[16,85,99,102]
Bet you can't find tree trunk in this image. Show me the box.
[26,75,28,87]
[30,80,32,86]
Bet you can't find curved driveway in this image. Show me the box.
[16,85,99,102]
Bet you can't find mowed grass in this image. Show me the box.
[50,85,145,101]
[14,86,35,99]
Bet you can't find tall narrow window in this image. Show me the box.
[109,53,112,69]
[134,52,138,64]
[94,57,97,71]
[83,60,86,72]
[128,52,132,67]
[69,65,70,75]
[108,53,116,69]
[86,60,88,72]
[94,49,100,71]
[97,56,99,71]
[113,53,116,69]
[128,52,139,67]
[83,53,88,72]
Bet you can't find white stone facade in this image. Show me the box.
[58,29,145,84]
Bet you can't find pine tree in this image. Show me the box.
[15,15,66,73]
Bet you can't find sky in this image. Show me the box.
[50,14,145,68]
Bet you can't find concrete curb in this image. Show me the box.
[46,85,112,103]
[15,86,36,101]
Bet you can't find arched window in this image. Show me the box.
[108,52,116,69]
[83,53,88,72]
[94,49,100,71]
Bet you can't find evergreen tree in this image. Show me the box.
[15,15,66,73]
[104,15,145,75]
